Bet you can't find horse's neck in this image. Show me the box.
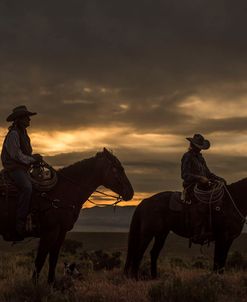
[228,179,247,217]
[57,157,103,207]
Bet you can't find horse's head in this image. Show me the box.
[96,148,134,201]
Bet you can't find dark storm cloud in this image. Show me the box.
[199,117,247,134]
[0,0,247,134]
[0,0,247,197]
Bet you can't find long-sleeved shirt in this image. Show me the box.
[181,149,217,187]
[1,128,35,170]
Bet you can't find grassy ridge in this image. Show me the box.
[1,232,246,255]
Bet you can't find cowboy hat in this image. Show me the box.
[186,133,210,150]
[6,105,37,122]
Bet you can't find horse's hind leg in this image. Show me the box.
[213,237,233,273]
[131,233,153,279]
[150,232,169,279]
[32,228,60,284]
[48,229,67,284]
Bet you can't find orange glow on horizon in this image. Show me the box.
[82,191,150,208]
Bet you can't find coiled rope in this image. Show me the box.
[194,180,247,224]
[194,181,225,204]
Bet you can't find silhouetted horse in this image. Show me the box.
[125,178,247,278]
[0,148,133,284]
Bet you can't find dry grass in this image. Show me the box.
[0,233,245,301]
[0,252,246,302]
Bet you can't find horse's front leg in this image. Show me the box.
[48,229,67,285]
[213,236,233,273]
[150,232,168,279]
[131,233,153,279]
[32,227,60,284]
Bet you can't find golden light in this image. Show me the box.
[83,191,148,208]
[179,96,247,119]
[1,116,247,208]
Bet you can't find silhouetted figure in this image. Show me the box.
[1,105,42,240]
[181,133,225,243]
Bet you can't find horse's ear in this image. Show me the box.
[103,147,110,156]
[103,147,113,159]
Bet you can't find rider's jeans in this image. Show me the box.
[8,169,32,232]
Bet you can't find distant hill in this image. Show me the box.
[73,206,136,232]
[73,206,247,233]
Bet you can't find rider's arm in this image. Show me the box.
[203,158,218,179]
[181,153,202,183]
[203,158,226,183]
[4,130,36,165]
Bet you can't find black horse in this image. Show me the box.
[125,178,247,278]
[0,148,134,284]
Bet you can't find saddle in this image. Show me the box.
[0,162,58,241]
[28,161,58,191]
[169,182,225,245]
[169,192,184,211]
[0,161,57,195]
[169,182,225,212]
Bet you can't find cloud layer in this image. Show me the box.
[0,0,247,202]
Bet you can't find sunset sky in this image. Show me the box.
[0,1,247,207]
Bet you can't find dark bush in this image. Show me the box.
[191,256,209,269]
[62,239,83,254]
[149,275,219,302]
[227,251,247,270]
[80,249,122,271]
[170,257,188,268]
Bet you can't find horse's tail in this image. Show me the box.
[124,207,141,276]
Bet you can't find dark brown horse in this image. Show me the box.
[124,178,247,278]
[0,148,133,284]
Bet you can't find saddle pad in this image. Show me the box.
[169,192,183,212]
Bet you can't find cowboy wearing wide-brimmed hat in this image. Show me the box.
[186,133,210,151]
[1,105,42,240]
[181,134,225,244]
[181,133,223,188]
[6,105,37,122]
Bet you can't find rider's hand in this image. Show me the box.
[32,153,43,163]
[215,176,227,185]
[199,176,210,184]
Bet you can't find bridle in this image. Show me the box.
[87,154,124,207]
[42,154,124,208]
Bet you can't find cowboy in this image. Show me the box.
[181,134,225,243]
[1,105,42,240]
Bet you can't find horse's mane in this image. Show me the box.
[228,177,247,189]
[58,155,97,179]
[56,149,121,179]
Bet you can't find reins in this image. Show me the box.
[223,184,247,224]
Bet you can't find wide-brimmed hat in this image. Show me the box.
[6,105,37,122]
[186,134,210,150]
